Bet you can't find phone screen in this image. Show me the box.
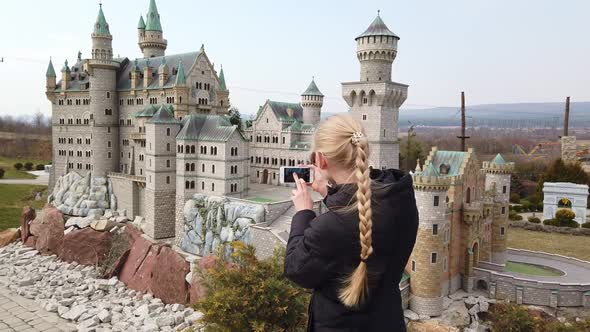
[283,167,312,183]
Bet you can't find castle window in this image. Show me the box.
[107,141,111,148]
[411,260,416,272]
[434,195,440,207]
[211,165,215,174]
[191,163,195,171]
[106,92,110,99]
[186,181,190,189]
[466,187,471,204]
[250,156,253,163]
[166,176,170,184]
[432,224,438,235]
[211,183,215,191]
[501,206,506,214]
[502,185,507,194]
[191,181,195,189]
[362,114,367,121]
[363,97,368,104]
[257,171,260,178]
[500,227,505,236]
[431,252,438,264]
[202,182,205,190]
[185,163,190,171]
[166,128,171,136]
[191,145,195,154]
[167,143,170,151]
[108,152,111,159]
[166,160,170,168]
[202,164,205,172]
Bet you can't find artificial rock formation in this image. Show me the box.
[60,227,113,265]
[29,206,65,255]
[48,171,117,218]
[180,194,264,257]
[20,206,36,243]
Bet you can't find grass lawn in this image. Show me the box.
[0,156,50,180]
[507,227,590,262]
[0,184,47,231]
[246,197,276,203]
[505,261,564,277]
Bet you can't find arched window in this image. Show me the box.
[190,181,195,189]
[191,163,195,171]
[167,143,170,151]
[185,163,190,171]
[202,164,205,172]
[166,128,171,136]
[212,165,215,174]
[185,181,190,189]
[191,145,195,154]
[466,187,471,204]
[211,183,215,191]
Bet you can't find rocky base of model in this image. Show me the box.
[0,242,203,332]
[49,172,117,219]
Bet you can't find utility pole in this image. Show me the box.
[563,96,570,136]
[457,91,470,151]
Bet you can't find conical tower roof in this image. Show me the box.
[138,15,146,29]
[218,66,227,91]
[46,58,56,77]
[491,153,506,165]
[93,4,111,36]
[175,60,186,86]
[356,12,398,40]
[145,0,163,32]
[302,78,323,97]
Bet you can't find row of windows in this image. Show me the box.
[57,137,92,145]
[183,181,240,193]
[58,117,92,125]
[58,98,90,106]
[177,145,233,156]
[67,162,92,170]
[57,150,92,157]
[197,98,209,105]
[410,254,448,272]
[119,119,133,126]
[251,156,303,167]
[254,135,286,145]
[195,82,211,91]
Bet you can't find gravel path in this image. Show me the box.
[0,242,203,331]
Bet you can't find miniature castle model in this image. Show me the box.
[410,150,514,316]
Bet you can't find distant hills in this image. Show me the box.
[321,102,590,128]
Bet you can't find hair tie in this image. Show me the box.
[351,132,364,146]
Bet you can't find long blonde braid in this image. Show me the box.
[313,114,374,307]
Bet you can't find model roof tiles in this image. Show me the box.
[356,14,399,40]
[116,52,199,90]
[146,105,179,124]
[302,79,323,97]
[46,59,56,77]
[176,114,238,142]
[145,0,162,31]
[93,5,111,36]
[138,15,146,29]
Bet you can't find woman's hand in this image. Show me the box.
[309,164,329,197]
[291,173,314,212]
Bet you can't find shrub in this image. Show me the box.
[24,162,34,171]
[35,164,45,171]
[194,242,309,332]
[543,218,578,228]
[511,205,523,213]
[555,209,575,221]
[528,216,541,224]
[488,302,539,332]
[582,222,590,229]
[0,168,4,179]
[510,192,521,203]
[14,162,23,170]
[509,210,523,221]
[544,219,557,226]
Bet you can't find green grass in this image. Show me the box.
[505,261,564,277]
[0,184,47,231]
[0,156,50,180]
[246,197,276,203]
[508,227,590,261]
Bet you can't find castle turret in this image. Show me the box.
[88,3,119,177]
[159,56,169,87]
[409,163,450,316]
[138,0,167,58]
[483,154,514,265]
[60,60,70,91]
[144,105,181,239]
[342,12,408,169]
[216,65,230,113]
[301,78,323,125]
[130,59,141,89]
[137,15,146,41]
[143,58,152,87]
[355,11,398,82]
[46,58,56,90]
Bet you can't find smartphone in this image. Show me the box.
[279,166,314,184]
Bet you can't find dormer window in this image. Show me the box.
[439,163,450,175]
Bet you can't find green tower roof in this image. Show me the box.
[145,0,162,32]
[218,66,227,91]
[175,60,186,86]
[46,59,56,77]
[147,105,179,124]
[302,78,323,97]
[356,12,399,40]
[491,153,506,165]
[138,15,146,29]
[93,4,111,36]
[422,163,440,177]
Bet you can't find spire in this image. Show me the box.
[175,60,186,86]
[356,11,398,40]
[491,153,506,165]
[93,3,111,36]
[77,51,82,61]
[62,59,70,72]
[302,77,323,96]
[414,159,422,173]
[46,58,56,77]
[218,65,227,91]
[138,15,146,29]
[145,0,162,31]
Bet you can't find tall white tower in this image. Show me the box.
[342,12,408,169]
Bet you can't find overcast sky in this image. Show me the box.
[0,0,589,117]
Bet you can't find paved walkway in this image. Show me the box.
[0,283,75,332]
[506,250,590,283]
[0,171,49,186]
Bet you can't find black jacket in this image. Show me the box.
[284,169,418,332]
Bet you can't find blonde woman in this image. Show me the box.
[285,114,418,332]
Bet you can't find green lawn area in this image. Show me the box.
[0,156,50,180]
[246,197,276,203]
[0,184,47,231]
[505,261,564,277]
[508,227,590,261]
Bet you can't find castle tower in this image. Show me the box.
[216,65,230,113]
[159,56,169,87]
[342,12,408,170]
[144,105,181,239]
[88,4,120,177]
[301,78,323,125]
[409,164,450,316]
[483,154,514,265]
[60,60,70,91]
[46,58,56,91]
[138,0,167,58]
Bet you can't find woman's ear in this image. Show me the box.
[318,152,329,170]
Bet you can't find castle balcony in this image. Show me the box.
[108,172,146,186]
[341,81,408,108]
[130,132,146,141]
[139,35,168,47]
[463,201,483,225]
